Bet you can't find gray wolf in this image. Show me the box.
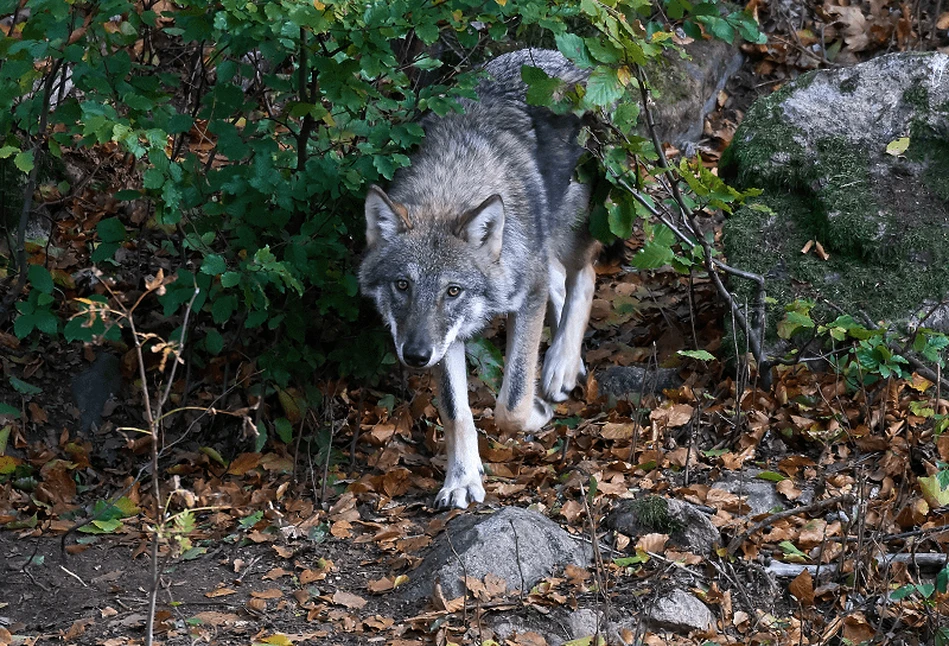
[359,49,600,509]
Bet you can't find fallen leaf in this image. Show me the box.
[263,567,291,580]
[205,587,237,598]
[789,569,814,606]
[251,588,284,599]
[332,590,367,609]
[368,577,394,593]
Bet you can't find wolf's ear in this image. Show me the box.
[365,185,411,247]
[457,195,504,261]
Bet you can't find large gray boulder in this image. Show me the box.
[722,52,949,354]
[400,507,592,601]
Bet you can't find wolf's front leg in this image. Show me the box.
[433,339,485,509]
[496,290,552,432]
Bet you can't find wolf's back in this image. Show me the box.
[476,49,589,106]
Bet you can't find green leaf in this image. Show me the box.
[14,150,34,173]
[28,265,54,294]
[0,403,20,418]
[78,518,124,534]
[777,311,815,340]
[937,563,949,594]
[522,65,563,107]
[0,145,20,159]
[274,417,293,444]
[919,474,949,507]
[204,328,224,355]
[890,584,917,601]
[466,337,504,392]
[201,254,227,276]
[221,272,241,288]
[584,66,625,107]
[885,137,910,157]
[97,217,127,243]
[555,33,593,68]
[9,376,42,396]
[778,540,808,561]
[756,471,787,482]
[677,349,715,362]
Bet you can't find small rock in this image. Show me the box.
[646,588,714,633]
[715,474,783,516]
[597,365,682,400]
[606,496,721,555]
[568,608,602,640]
[400,507,592,601]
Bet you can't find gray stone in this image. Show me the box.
[715,474,784,516]
[606,497,721,555]
[567,608,602,640]
[722,52,949,357]
[597,365,682,400]
[646,588,714,633]
[650,38,744,150]
[71,353,122,434]
[400,507,592,601]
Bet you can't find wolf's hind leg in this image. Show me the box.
[542,257,595,402]
[433,340,485,509]
[496,289,552,432]
[546,258,567,336]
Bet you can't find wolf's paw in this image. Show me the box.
[542,346,583,403]
[434,477,486,510]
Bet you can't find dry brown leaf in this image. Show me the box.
[776,478,802,500]
[938,11,949,30]
[825,5,870,51]
[650,403,694,428]
[245,597,267,613]
[841,612,875,644]
[251,588,284,599]
[368,577,394,593]
[191,611,240,626]
[789,568,815,606]
[484,572,508,597]
[364,616,395,630]
[226,452,260,476]
[600,423,636,440]
[330,520,353,538]
[636,533,669,553]
[332,590,367,609]
[205,587,237,598]
[263,567,291,580]
[560,499,583,523]
[63,618,93,640]
[511,631,548,645]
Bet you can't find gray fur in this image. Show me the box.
[360,49,601,509]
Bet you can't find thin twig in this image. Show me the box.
[726,494,855,556]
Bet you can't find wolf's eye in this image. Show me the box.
[446,285,462,298]
[395,279,409,291]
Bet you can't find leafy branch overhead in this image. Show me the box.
[0,0,769,393]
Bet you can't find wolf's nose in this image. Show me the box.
[402,345,432,368]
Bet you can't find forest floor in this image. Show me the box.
[2,2,949,646]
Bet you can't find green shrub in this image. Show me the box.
[0,0,764,422]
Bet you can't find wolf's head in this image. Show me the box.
[359,185,505,369]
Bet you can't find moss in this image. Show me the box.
[629,495,684,534]
[909,130,949,202]
[902,82,930,112]
[839,75,858,94]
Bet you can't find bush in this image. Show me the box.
[0,0,764,419]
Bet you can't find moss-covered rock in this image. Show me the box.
[721,52,949,354]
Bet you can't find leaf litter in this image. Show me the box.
[2,3,949,645]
